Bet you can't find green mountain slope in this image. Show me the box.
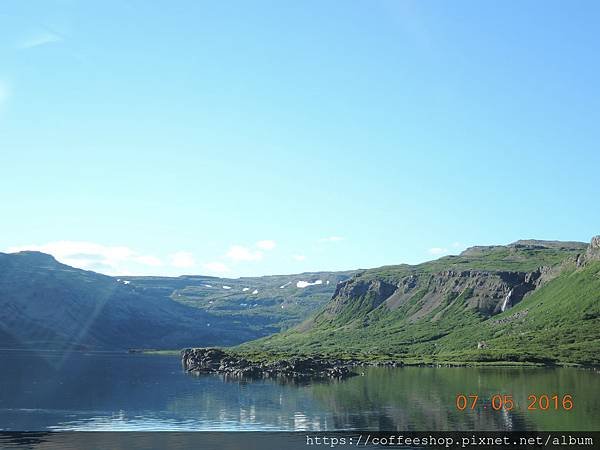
[122,271,354,334]
[238,238,599,366]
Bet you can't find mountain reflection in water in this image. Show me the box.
[0,350,597,431]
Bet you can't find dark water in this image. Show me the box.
[0,350,598,432]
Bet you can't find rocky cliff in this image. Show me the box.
[320,268,545,326]
[578,235,600,266]
[317,238,595,327]
[239,237,598,366]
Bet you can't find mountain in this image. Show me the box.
[0,251,353,351]
[121,271,354,333]
[238,237,600,366]
[0,252,258,350]
[3,238,598,363]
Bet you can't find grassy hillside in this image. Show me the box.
[237,240,599,366]
[122,271,354,333]
[449,261,600,365]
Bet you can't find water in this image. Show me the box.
[0,350,598,432]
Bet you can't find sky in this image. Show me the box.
[1,1,599,277]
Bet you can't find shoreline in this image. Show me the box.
[178,347,599,375]
[0,347,593,369]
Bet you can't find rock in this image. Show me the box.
[477,341,487,349]
[402,275,417,292]
[586,236,600,261]
[576,235,600,266]
[491,309,529,325]
[328,279,397,316]
[181,348,357,381]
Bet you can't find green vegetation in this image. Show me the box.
[2,239,597,364]
[0,251,354,350]
[237,241,599,366]
[140,349,181,356]
[124,271,354,334]
[359,242,585,283]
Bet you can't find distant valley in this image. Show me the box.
[0,251,353,351]
[121,270,354,335]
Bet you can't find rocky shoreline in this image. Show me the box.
[181,348,365,380]
[180,348,582,378]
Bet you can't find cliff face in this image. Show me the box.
[311,239,593,329]
[389,269,543,317]
[321,279,397,318]
[585,235,600,261]
[241,237,598,365]
[317,268,544,328]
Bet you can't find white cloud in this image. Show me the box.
[428,247,449,255]
[169,251,196,268]
[134,255,163,266]
[18,32,63,49]
[452,242,463,248]
[6,241,161,275]
[225,245,262,262]
[319,236,344,243]
[202,261,230,274]
[217,240,275,265]
[255,240,276,250]
[292,254,306,261]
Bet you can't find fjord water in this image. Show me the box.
[0,350,597,432]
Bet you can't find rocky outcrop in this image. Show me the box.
[181,348,356,380]
[319,239,595,325]
[508,240,587,251]
[586,236,600,261]
[321,279,397,318]
[329,269,546,321]
[331,279,397,307]
[576,236,600,266]
[421,269,543,316]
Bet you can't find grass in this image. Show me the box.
[235,245,599,367]
[140,349,181,356]
[124,271,355,335]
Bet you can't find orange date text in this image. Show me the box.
[455,394,574,411]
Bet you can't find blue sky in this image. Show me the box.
[1,1,599,277]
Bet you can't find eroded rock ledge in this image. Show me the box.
[181,348,357,380]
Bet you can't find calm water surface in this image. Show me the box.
[0,350,598,431]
